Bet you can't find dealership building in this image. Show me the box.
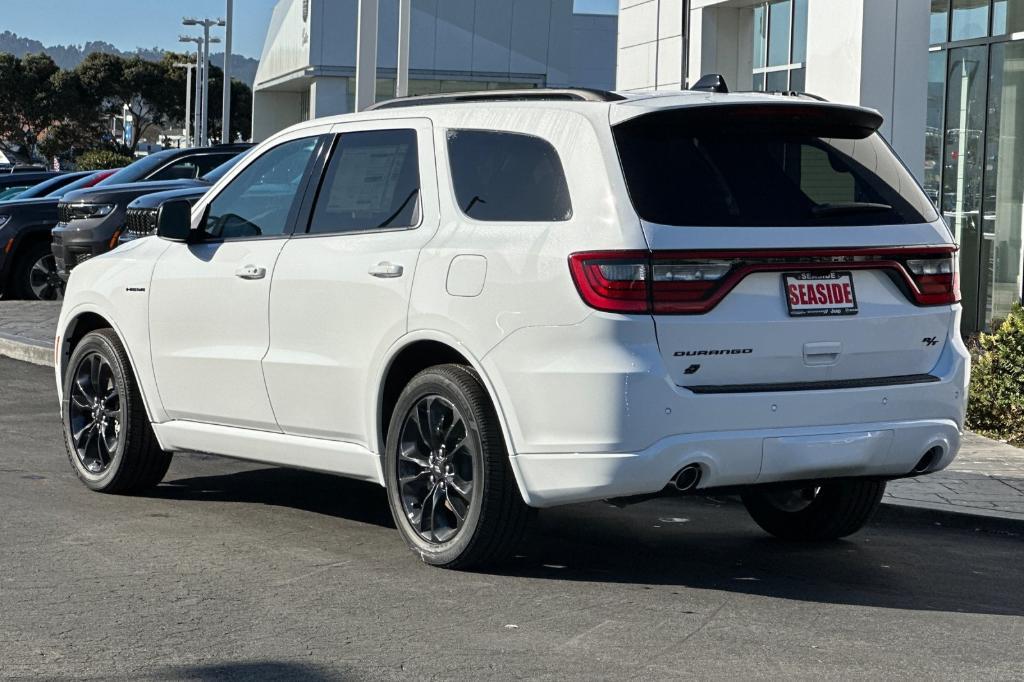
[617,0,1024,333]
[252,0,616,137]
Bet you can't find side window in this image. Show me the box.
[307,129,420,234]
[149,159,200,181]
[204,137,318,240]
[151,154,235,181]
[447,129,572,222]
[194,153,234,177]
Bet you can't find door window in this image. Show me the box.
[307,130,420,234]
[204,137,319,240]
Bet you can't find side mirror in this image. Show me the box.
[156,199,194,242]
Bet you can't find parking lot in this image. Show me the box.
[1,356,1022,680]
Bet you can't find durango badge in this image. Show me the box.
[674,348,753,357]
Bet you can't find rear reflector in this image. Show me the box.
[569,246,960,314]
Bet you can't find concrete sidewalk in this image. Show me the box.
[0,301,57,366]
[2,301,1023,524]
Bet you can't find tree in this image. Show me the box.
[205,70,253,143]
[0,53,62,161]
[74,52,178,153]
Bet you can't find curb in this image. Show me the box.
[0,332,53,367]
[878,498,1024,534]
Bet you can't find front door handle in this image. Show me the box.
[234,264,266,280]
[368,261,404,278]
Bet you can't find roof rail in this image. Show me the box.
[365,87,626,111]
[768,90,829,101]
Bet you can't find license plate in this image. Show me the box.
[783,271,858,317]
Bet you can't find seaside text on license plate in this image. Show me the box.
[783,271,858,317]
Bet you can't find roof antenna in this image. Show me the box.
[691,74,729,93]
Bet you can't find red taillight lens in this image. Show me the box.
[569,252,737,314]
[904,255,960,305]
[568,251,650,313]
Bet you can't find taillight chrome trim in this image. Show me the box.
[568,245,960,315]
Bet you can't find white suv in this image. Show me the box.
[55,86,969,568]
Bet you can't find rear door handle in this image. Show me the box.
[234,264,266,280]
[804,341,842,366]
[368,261,404,278]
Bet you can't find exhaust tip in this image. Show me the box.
[912,447,942,474]
[673,464,702,492]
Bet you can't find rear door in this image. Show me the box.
[263,118,439,445]
[611,103,958,390]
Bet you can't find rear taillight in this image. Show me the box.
[905,255,960,305]
[570,246,961,315]
[569,252,736,314]
[568,251,649,313]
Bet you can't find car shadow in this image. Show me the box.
[151,463,1024,617]
[150,464,394,529]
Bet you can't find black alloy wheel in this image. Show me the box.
[67,351,123,474]
[397,394,478,544]
[384,364,534,568]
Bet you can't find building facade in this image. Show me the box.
[617,0,1024,333]
[253,0,617,140]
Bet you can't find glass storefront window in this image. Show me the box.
[942,45,989,332]
[951,0,990,40]
[980,41,1024,328]
[925,51,946,207]
[751,0,806,91]
[931,0,950,44]
[767,0,792,67]
[753,5,767,69]
[927,2,1024,332]
[993,0,1024,34]
[792,0,808,63]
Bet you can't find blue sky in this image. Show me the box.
[2,0,618,60]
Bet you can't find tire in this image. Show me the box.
[384,364,534,568]
[11,241,63,300]
[61,329,171,493]
[741,479,886,541]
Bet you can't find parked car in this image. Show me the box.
[54,85,969,569]
[0,171,60,198]
[51,144,252,278]
[0,171,96,203]
[119,186,209,245]
[0,169,117,300]
[117,154,251,245]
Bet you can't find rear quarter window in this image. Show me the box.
[447,129,572,222]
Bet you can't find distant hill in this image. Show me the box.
[0,31,258,87]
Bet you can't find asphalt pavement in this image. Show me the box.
[2,357,1023,680]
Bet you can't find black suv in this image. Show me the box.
[0,170,114,300]
[51,144,251,278]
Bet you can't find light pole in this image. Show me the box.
[173,62,195,147]
[179,36,204,146]
[183,17,225,146]
[222,0,234,143]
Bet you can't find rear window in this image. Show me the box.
[613,106,938,227]
[447,130,572,222]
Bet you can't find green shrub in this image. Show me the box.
[76,149,133,170]
[966,303,1024,445]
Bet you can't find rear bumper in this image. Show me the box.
[511,418,960,507]
[483,312,969,508]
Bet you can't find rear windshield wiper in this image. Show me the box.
[809,202,893,217]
